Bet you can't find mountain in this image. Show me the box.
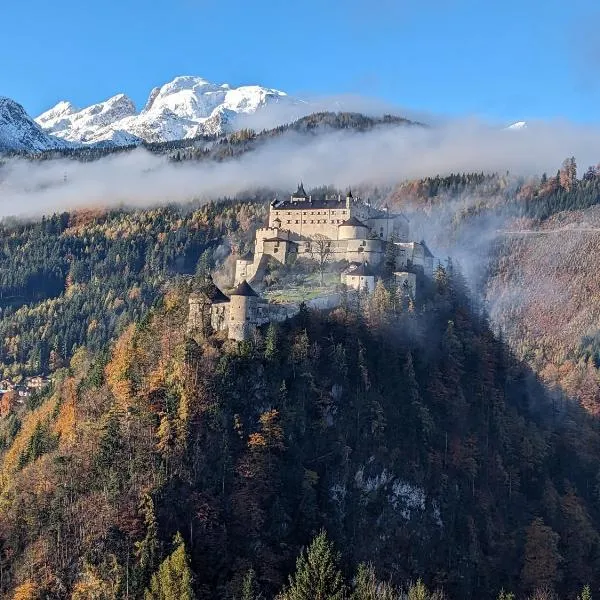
[35,76,297,145]
[36,93,140,145]
[0,250,599,599]
[506,120,527,130]
[0,187,599,598]
[0,97,69,152]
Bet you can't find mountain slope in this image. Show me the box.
[35,76,297,145]
[388,169,600,413]
[0,97,69,152]
[0,267,599,599]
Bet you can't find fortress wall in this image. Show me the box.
[366,216,409,242]
[305,293,342,310]
[262,240,289,264]
[210,304,229,332]
[338,225,369,240]
[187,296,204,332]
[234,259,256,285]
[346,275,375,293]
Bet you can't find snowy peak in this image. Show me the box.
[37,100,78,125]
[35,75,295,145]
[506,121,527,130]
[143,86,161,112]
[35,93,137,143]
[0,97,68,152]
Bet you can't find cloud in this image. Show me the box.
[2,117,600,219]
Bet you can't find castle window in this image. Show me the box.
[295,220,299,224]
[287,220,291,224]
[274,247,278,253]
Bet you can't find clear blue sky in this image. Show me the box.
[3,0,599,123]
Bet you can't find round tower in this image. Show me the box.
[338,216,369,240]
[228,280,259,341]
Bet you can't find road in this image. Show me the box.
[498,228,600,235]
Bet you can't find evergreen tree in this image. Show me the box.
[281,530,345,600]
[265,323,278,362]
[578,586,592,600]
[96,407,122,472]
[145,532,196,600]
[383,238,398,274]
[135,494,159,588]
[241,568,264,600]
[407,580,431,600]
[351,563,396,600]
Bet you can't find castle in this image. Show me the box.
[189,184,435,341]
[235,184,433,289]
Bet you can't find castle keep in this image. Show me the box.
[190,184,435,341]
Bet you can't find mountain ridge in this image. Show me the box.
[0,97,70,152]
[34,75,297,145]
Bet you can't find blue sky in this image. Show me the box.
[3,0,599,123]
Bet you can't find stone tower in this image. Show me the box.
[187,276,230,337]
[228,280,259,342]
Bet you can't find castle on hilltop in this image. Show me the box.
[189,184,435,342]
[235,184,434,289]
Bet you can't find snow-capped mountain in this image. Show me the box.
[0,97,69,152]
[35,76,296,145]
[36,94,140,145]
[506,121,527,130]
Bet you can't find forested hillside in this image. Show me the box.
[388,161,600,411]
[0,264,599,599]
[0,198,268,379]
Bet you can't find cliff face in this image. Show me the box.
[1,270,599,599]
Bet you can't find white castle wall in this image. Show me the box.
[345,274,375,293]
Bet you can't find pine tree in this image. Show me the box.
[351,563,396,600]
[578,586,592,600]
[369,280,392,325]
[407,579,430,600]
[265,323,278,362]
[241,568,264,600]
[96,407,123,472]
[384,238,398,273]
[434,263,449,295]
[281,530,345,600]
[144,532,196,600]
[135,494,159,587]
